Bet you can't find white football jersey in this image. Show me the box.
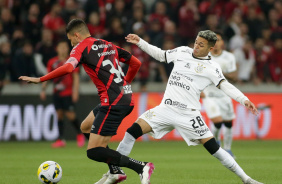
[203,50,236,98]
[161,46,226,111]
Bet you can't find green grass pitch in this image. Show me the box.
[0,140,281,184]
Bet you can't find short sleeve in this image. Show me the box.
[116,46,132,63]
[165,48,178,64]
[209,65,226,87]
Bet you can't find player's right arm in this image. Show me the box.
[125,34,166,62]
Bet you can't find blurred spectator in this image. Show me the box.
[71,8,86,21]
[148,0,170,29]
[105,17,125,46]
[223,0,239,21]
[1,7,14,38]
[61,0,78,23]
[229,23,249,51]
[269,38,282,84]
[42,3,66,36]
[224,11,243,42]
[233,40,256,83]
[10,41,37,82]
[83,0,103,20]
[147,19,162,42]
[254,38,272,83]
[11,28,25,54]
[259,0,275,19]
[0,41,11,93]
[199,0,225,24]
[106,0,129,28]
[0,21,9,46]
[87,11,107,38]
[125,8,146,35]
[152,20,181,48]
[201,14,220,32]
[35,29,57,68]
[24,3,42,46]
[178,0,199,45]
[268,8,282,37]
[245,7,265,42]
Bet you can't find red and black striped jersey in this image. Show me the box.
[70,37,134,106]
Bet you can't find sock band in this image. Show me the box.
[127,123,143,139]
[224,121,232,128]
[214,122,223,129]
[203,138,220,155]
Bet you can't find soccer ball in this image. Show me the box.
[37,161,62,184]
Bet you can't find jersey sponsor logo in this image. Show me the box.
[194,63,206,73]
[98,50,116,57]
[167,48,177,54]
[122,85,132,94]
[168,74,190,91]
[92,44,113,51]
[181,49,190,53]
[172,71,193,82]
[215,68,223,78]
[164,98,188,110]
[184,63,190,69]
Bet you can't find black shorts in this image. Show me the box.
[53,94,75,111]
[91,104,134,136]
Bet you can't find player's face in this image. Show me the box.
[67,33,79,47]
[213,34,224,52]
[193,36,213,58]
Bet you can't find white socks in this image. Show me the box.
[213,126,221,142]
[224,128,233,150]
[213,147,249,182]
[116,132,136,156]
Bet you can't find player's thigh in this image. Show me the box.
[138,106,174,139]
[87,133,112,149]
[202,97,222,120]
[81,111,95,133]
[91,105,133,136]
[175,111,213,146]
[218,97,235,121]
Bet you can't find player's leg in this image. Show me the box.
[223,120,234,156]
[87,105,154,184]
[64,96,85,147]
[52,109,66,147]
[200,137,263,184]
[116,118,152,156]
[202,97,223,144]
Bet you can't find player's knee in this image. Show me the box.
[87,147,105,162]
[224,121,232,128]
[203,138,220,155]
[214,122,222,129]
[127,123,143,139]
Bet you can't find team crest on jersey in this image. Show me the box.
[144,110,155,120]
[194,63,206,73]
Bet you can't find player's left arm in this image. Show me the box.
[19,58,78,84]
[117,46,141,83]
[72,69,80,103]
[219,80,258,115]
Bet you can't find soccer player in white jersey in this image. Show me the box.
[201,32,237,157]
[95,30,263,184]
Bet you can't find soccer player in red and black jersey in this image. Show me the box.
[40,40,85,148]
[19,19,155,184]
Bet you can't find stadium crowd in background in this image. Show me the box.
[0,0,282,93]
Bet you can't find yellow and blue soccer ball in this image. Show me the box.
[37,161,62,184]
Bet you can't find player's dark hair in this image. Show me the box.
[66,19,89,35]
[197,30,217,47]
[214,31,226,41]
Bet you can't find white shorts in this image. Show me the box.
[138,105,213,146]
[202,96,235,121]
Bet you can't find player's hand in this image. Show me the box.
[40,91,46,101]
[244,100,258,115]
[125,34,140,45]
[18,76,41,84]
